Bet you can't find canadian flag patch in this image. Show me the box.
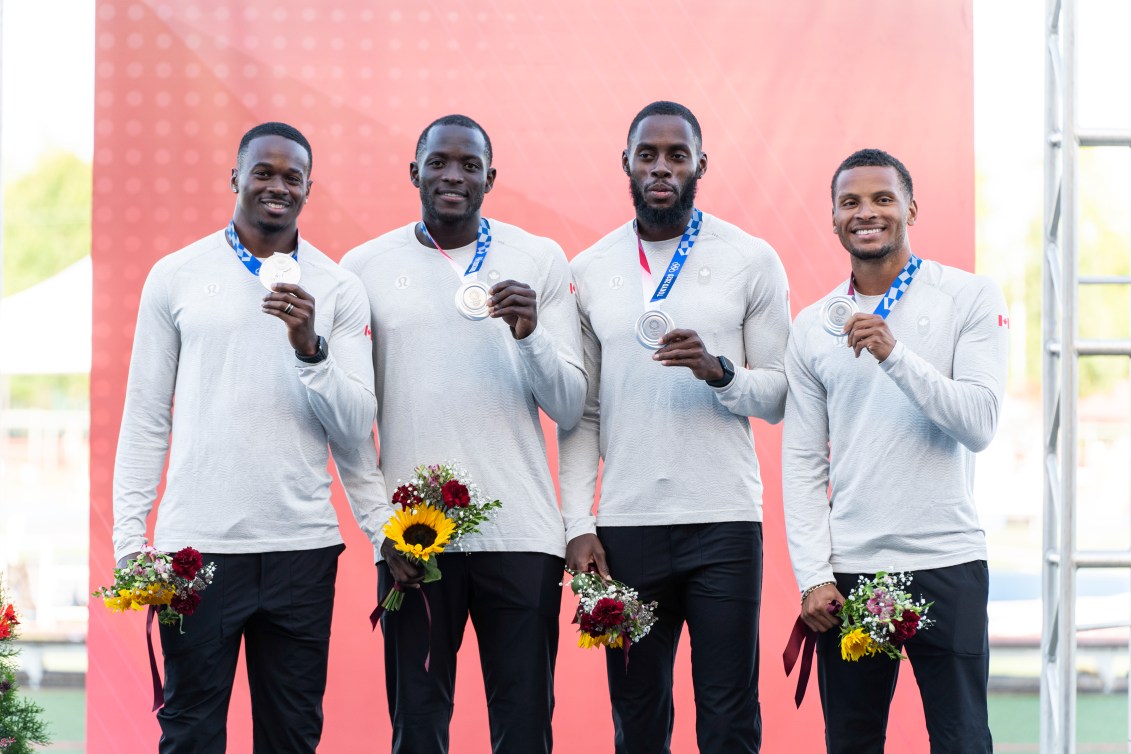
[997,315,1010,328]
[569,282,576,295]
[364,324,373,340]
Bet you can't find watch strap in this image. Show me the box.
[296,335,328,364]
[706,355,735,388]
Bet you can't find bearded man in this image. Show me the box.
[558,100,791,754]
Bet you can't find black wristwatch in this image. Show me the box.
[296,335,329,364]
[705,355,736,388]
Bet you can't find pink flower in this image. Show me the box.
[866,589,895,620]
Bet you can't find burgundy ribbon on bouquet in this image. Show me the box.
[369,583,434,672]
[146,606,164,712]
[782,616,816,708]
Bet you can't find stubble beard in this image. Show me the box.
[420,184,485,227]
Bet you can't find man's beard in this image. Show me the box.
[630,174,699,230]
[420,184,485,225]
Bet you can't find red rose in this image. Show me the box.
[579,613,603,636]
[170,592,202,616]
[392,484,422,509]
[171,547,204,580]
[591,597,625,629]
[892,610,920,643]
[441,480,470,509]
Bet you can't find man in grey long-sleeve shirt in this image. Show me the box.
[336,114,586,754]
[112,122,381,752]
[559,101,790,754]
[784,149,1008,753]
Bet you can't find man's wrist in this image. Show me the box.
[801,580,836,603]
[296,335,328,363]
[705,355,736,387]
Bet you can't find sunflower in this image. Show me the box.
[840,628,879,662]
[578,632,610,649]
[384,505,456,562]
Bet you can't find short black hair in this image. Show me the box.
[237,122,313,173]
[415,114,493,165]
[627,101,702,151]
[830,148,913,203]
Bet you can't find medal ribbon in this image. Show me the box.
[635,208,703,306]
[419,217,493,282]
[224,220,299,277]
[846,254,922,319]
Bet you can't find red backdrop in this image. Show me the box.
[88,1,973,750]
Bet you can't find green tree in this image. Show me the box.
[2,151,91,296]
[0,583,51,753]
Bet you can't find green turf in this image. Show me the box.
[989,692,1129,751]
[18,689,84,754]
[11,688,1131,752]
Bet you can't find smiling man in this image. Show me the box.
[783,149,1008,753]
[112,122,382,752]
[337,114,585,754]
[558,100,790,753]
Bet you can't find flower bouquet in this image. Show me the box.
[379,462,502,612]
[834,571,933,661]
[566,569,658,658]
[94,544,216,633]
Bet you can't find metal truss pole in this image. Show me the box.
[1043,1,1131,751]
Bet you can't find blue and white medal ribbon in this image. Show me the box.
[634,208,703,349]
[823,254,922,346]
[225,220,301,290]
[419,217,493,320]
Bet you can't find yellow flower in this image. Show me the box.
[383,505,455,562]
[841,628,879,662]
[577,632,625,650]
[578,632,609,649]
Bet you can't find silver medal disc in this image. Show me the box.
[455,281,491,320]
[821,295,858,337]
[258,253,301,291]
[635,309,675,349]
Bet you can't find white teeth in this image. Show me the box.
[855,228,882,236]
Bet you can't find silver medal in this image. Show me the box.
[821,295,858,339]
[258,253,301,291]
[455,281,491,321]
[635,309,675,350]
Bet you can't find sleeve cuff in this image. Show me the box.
[878,341,906,372]
[513,322,550,352]
[565,517,598,541]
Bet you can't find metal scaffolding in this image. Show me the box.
[1042,0,1131,751]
